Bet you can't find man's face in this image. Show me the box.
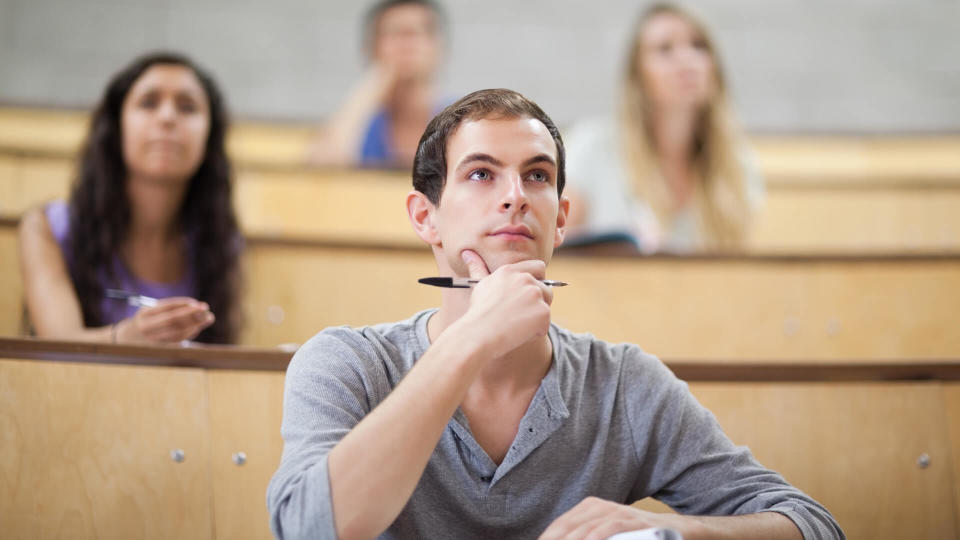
[430,116,569,276]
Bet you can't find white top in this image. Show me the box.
[563,116,764,253]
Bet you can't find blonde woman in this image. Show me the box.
[565,2,763,253]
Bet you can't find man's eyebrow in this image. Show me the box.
[455,153,504,169]
[522,154,557,168]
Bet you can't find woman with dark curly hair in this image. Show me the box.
[18,51,242,344]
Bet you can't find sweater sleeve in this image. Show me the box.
[622,350,845,540]
[266,328,388,540]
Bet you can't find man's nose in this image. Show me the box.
[501,174,529,212]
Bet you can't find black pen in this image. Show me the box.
[418,277,568,289]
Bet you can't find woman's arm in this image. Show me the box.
[18,207,214,343]
[305,65,397,167]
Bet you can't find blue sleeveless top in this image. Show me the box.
[359,99,453,167]
[45,201,196,324]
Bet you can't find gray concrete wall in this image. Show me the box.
[1,0,958,132]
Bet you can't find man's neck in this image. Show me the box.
[427,288,553,398]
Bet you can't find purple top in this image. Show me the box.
[45,200,196,324]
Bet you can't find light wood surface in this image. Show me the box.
[0,358,214,540]
[3,148,958,253]
[0,106,314,169]
[245,243,960,360]
[0,223,23,336]
[753,186,960,252]
[752,136,960,184]
[207,371,286,540]
[3,340,960,539]
[634,382,957,539]
[4,215,960,359]
[944,383,960,537]
[234,167,416,245]
[3,105,960,184]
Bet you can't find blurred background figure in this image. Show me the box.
[306,0,447,169]
[564,2,763,253]
[18,52,243,344]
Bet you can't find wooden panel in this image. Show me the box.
[754,187,960,252]
[549,256,960,360]
[944,383,960,536]
[0,225,23,336]
[4,106,959,184]
[0,107,313,169]
[242,243,437,346]
[633,382,956,539]
[0,358,213,539]
[753,136,960,184]
[208,371,286,540]
[2,147,959,253]
[234,168,416,246]
[0,154,72,216]
[244,243,960,360]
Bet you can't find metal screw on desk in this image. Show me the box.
[267,305,285,325]
[826,319,841,336]
[232,452,247,466]
[171,449,185,463]
[783,318,799,337]
[917,453,930,469]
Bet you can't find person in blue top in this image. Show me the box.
[307,0,448,169]
[18,52,242,344]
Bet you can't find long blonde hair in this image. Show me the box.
[620,3,753,250]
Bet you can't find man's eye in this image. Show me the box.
[468,169,491,181]
[527,170,549,183]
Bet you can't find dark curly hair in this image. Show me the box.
[67,51,241,343]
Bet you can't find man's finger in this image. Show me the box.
[460,249,490,280]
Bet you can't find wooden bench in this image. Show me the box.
[2,337,958,539]
[242,240,960,360]
[4,217,960,359]
[2,150,959,253]
[3,105,960,183]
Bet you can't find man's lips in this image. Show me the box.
[489,225,534,239]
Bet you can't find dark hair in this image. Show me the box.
[67,51,242,344]
[412,88,566,205]
[363,0,446,52]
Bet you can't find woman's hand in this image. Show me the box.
[115,297,215,343]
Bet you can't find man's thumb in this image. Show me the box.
[460,249,490,279]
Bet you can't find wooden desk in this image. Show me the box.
[3,148,959,253]
[3,105,960,183]
[243,240,960,360]
[3,215,959,359]
[2,337,958,539]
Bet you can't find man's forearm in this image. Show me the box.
[327,323,486,540]
[692,511,804,540]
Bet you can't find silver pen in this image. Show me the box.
[105,289,159,308]
[418,277,568,289]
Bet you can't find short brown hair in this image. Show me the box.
[412,88,566,205]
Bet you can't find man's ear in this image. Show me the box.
[554,195,570,248]
[407,190,441,245]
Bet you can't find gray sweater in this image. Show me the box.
[267,309,844,539]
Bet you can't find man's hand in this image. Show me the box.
[116,297,215,343]
[455,249,553,360]
[539,498,707,540]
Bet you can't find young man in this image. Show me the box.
[268,89,843,540]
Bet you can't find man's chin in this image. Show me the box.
[477,252,546,273]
